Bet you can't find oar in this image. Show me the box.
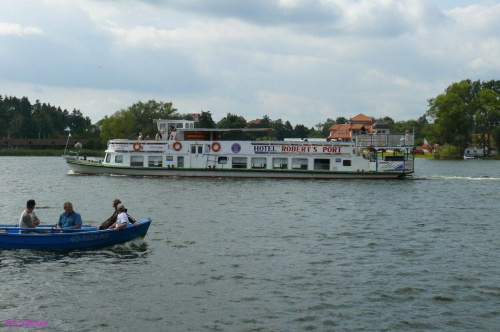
[0,224,93,228]
[1,227,96,233]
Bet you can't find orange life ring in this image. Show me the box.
[173,141,182,151]
[133,142,142,151]
[211,142,221,152]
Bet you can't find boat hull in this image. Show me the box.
[65,160,410,179]
[0,218,151,250]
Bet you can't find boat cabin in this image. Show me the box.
[153,119,273,141]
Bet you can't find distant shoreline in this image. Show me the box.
[0,149,105,157]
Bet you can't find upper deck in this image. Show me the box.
[355,133,414,149]
[152,118,414,149]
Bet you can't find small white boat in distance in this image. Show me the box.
[63,119,416,179]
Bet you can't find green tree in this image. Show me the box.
[66,109,91,136]
[426,80,475,153]
[196,111,216,128]
[283,121,293,138]
[217,113,247,128]
[292,124,310,138]
[269,118,284,140]
[471,89,500,155]
[129,100,179,138]
[311,118,335,138]
[100,100,179,141]
[100,111,136,141]
[217,113,247,140]
[335,117,348,124]
[493,125,500,154]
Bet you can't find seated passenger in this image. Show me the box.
[19,199,40,228]
[98,199,137,230]
[108,204,130,231]
[98,199,120,230]
[57,202,82,229]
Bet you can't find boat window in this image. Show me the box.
[115,155,123,163]
[105,154,111,163]
[273,157,288,169]
[130,156,144,167]
[343,160,351,166]
[292,158,308,170]
[232,157,247,169]
[191,145,203,154]
[218,156,228,164]
[314,159,330,170]
[148,156,163,167]
[251,157,267,169]
[177,156,184,167]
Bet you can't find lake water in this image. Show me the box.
[1,157,499,331]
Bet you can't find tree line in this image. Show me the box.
[426,79,500,157]
[0,95,98,139]
[98,100,328,141]
[3,78,500,158]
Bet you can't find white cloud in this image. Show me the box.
[0,22,44,36]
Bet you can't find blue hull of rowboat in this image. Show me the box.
[0,218,151,250]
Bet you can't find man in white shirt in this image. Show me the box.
[109,204,130,231]
[19,199,40,228]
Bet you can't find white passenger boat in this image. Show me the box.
[63,119,415,179]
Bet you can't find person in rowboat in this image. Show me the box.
[108,204,130,231]
[98,199,137,230]
[98,199,121,230]
[57,202,82,229]
[19,199,40,228]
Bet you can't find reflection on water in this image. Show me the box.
[0,240,150,265]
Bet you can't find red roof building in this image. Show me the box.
[328,114,374,141]
[187,113,201,121]
[246,119,263,126]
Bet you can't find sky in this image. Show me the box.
[1,0,499,128]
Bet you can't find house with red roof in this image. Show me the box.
[328,114,374,142]
[246,119,263,126]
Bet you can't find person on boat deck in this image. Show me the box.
[57,202,82,229]
[169,127,177,140]
[360,125,366,134]
[138,132,143,140]
[155,131,162,140]
[108,204,130,231]
[19,199,40,228]
[97,199,137,230]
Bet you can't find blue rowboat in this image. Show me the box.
[0,218,151,250]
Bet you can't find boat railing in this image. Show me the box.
[355,134,414,149]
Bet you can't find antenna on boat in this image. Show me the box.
[63,133,71,156]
